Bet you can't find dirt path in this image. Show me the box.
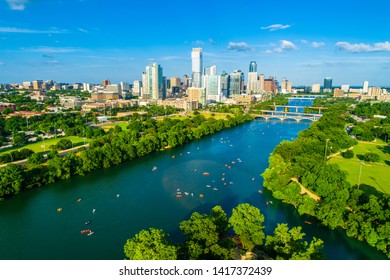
[290,177,321,202]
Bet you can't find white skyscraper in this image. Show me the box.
[191,48,203,88]
[363,81,369,93]
[144,63,163,100]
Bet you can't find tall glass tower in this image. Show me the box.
[191,48,203,88]
[249,61,257,73]
[323,77,332,92]
[145,63,163,100]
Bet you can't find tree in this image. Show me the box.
[265,223,324,260]
[229,203,265,251]
[27,153,45,164]
[55,138,73,150]
[124,228,177,260]
[341,149,354,159]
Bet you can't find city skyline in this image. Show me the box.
[1,0,390,86]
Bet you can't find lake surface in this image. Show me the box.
[0,99,387,260]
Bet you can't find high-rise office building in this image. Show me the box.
[249,61,257,73]
[281,79,292,93]
[144,63,163,100]
[323,77,332,92]
[133,80,142,96]
[191,48,203,88]
[247,61,259,94]
[363,81,369,93]
[32,80,43,90]
[220,71,230,98]
[102,79,110,88]
[264,76,278,94]
[259,74,265,92]
[204,65,216,76]
[228,70,244,96]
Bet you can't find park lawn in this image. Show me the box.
[329,141,390,194]
[190,111,233,120]
[100,122,129,132]
[0,136,91,155]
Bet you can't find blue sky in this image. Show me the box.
[1,0,390,86]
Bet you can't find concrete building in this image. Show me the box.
[264,76,277,94]
[187,87,206,106]
[191,48,203,88]
[259,74,265,92]
[333,88,345,97]
[281,79,292,94]
[220,71,230,98]
[363,81,369,93]
[32,80,43,90]
[247,61,259,94]
[0,102,16,113]
[133,80,142,96]
[83,83,92,92]
[311,83,321,93]
[341,84,350,92]
[170,77,181,88]
[102,80,110,88]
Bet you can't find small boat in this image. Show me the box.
[269,201,273,204]
[206,185,211,188]
[177,188,180,191]
[213,187,218,191]
[231,161,236,164]
[152,166,158,171]
[199,194,204,198]
[87,231,94,236]
[191,193,194,196]
[172,155,175,158]
[229,181,233,185]
[187,152,190,154]
[81,229,92,234]
[194,168,197,172]
[85,221,91,225]
[266,201,269,206]
[223,183,227,186]
[116,194,120,198]
[203,172,210,176]
[184,192,189,196]
[76,198,81,203]
[258,190,263,194]
[92,209,96,214]
[176,194,182,198]
[57,208,63,212]
[304,221,312,225]
[252,178,255,181]
[221,177,225,181]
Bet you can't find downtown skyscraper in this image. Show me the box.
[144,63,163,100]
[191,48,203,88]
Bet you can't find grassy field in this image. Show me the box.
[100,122,129,132]
[329,141,390,194]
[0,136,91,155]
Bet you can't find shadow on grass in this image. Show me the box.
[385,160,390,166]
[377,145,390,155]
[360,183,386,198]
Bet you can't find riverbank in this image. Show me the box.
[262,105,390,258]
[0,113,253,201]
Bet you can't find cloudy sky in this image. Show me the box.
[1,0,390,86]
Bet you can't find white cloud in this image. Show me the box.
[227,42,254,52]
[0,61,6,66]
[274,40,298,53]
[311,42,325,48]
[261,24,291,31]
[77,28,88,33]
[336,41,390,52]
[192,40,204,45]
[5,0,29,10]
[23,46,83,53]
[0,27,65,33]
[264,50,273,54]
